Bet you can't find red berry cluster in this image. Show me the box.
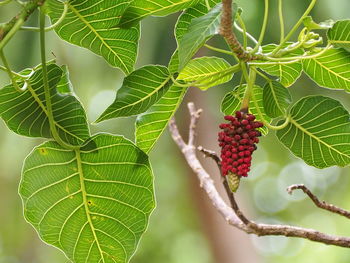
[218,111,263,178]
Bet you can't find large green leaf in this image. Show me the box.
[178,2,236,70]
[0,64,89,146]
[96,65,172,122]
[169,0,220,74]
[175,0,220,43]
[277,96,350,168]
[119,0,201,27]
[328,20,350,52]
[178,57,233,90]
[221,85,271,134]
[47,0,139,74]
[135,85,187,153]
[263,80,292,118]
[20,134,155,263]
[302,48,350,92]
[253,44,304,87]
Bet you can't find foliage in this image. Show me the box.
[0,0,349,262]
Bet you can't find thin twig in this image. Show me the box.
[287,184,350,220]
[198,146,221,169]
[169,102,350,248]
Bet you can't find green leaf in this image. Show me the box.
[221,85,271,134]
[56,65,73,94]
[96,65,172,122]
[175,0,220,43]
[136,85,187,153]
[263,80,292,118]
[178,57,233,90]
[47,0,139,74]
[327,20,350,52]
[178,2,236,70]
[253,44,304,87]
[277,96,350,168]
[168,50,180,75]
[302,48,350,92]
[19,134,155,263]
[119,0,201,27]
[0,64,90,146]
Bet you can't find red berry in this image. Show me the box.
[218,112,263,179]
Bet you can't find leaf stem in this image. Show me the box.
[236,14,247,49]
[21,1,68,32]
[204,44,237,57]
[170,75,193,87]
[278,0,285,43]
[205,0,210,10]
[0,50,22,91]
[253,68,271,82]
[252,0,269,53]
[271,0,317,55]
[39,6,78,150]
[240,65,255,111]
[0,0,44,51]
[0,18,24,52]
[251,44,332,66]
[249,79,290,130]
[234,21,258,45]
[0,0,12,6]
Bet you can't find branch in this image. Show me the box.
[220,0,260,61]
[169,104,249,232]
[0,0,44,50]
[198,146,221,170]
[169,102,350,248]
[288,184,350,220]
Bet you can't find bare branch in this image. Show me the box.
[288,184,350,220]
[197,146,221,170]
[188,103,202,146]
[169,104,248,232]
[169,102,350,248]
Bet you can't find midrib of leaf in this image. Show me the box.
[125,0,197,25]
[269,81,284,114]
[311,57,350,83]
[136,86,187,153]
[67,3,128,72]
[329,40,350,44]
[26,84,84,143]
[102,75,172,119]
[289,116,349,159]
[75,149,106,263]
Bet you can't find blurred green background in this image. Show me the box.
[0,0,350,262]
